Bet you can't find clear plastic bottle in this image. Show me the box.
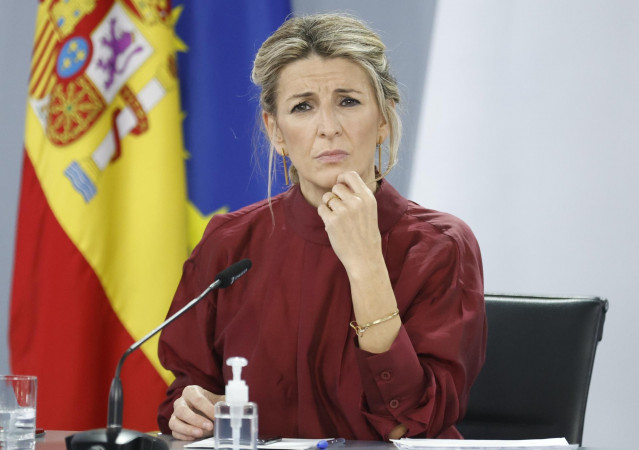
[214,357,258,450]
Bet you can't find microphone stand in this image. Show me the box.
[65,259,252,450]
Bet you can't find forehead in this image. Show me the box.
[277,55,374,97]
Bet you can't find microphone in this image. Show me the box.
[65,259,252,450]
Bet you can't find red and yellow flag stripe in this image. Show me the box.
[11,0,187,430]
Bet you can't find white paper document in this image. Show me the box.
[186,437,321,449]
[391,437,574,449]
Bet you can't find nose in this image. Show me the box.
[316,105,342,138]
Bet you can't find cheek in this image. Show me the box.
[279,123,313,150]
[358,121,382,148]
[358,112,383,135]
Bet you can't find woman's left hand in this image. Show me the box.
[318,171,400,354]
[317,171,382,273]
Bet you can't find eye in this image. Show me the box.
[340,97,361,107]
[291,102,311,113]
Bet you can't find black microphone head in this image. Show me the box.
[216,259,252,288]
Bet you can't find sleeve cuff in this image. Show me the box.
[355,326,427,420]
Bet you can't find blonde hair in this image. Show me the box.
[251,13,402,196]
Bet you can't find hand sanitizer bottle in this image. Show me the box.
[214,357,258,450]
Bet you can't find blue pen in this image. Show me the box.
[317,438,345,449]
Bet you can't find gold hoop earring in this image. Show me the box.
[377,138,383,175]
[281,148,290,185]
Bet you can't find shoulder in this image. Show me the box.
[405,201,478,247]
[390,200,482,272]
[205,197,273,233]
[191,193,286,259]
[389,198,478,248]
[378,181,476,248]
[390,201,483,290]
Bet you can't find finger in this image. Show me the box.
[322,191,340,204]
[332,185,372,216]
[173,401,212,434]
[183,387,218,423]
[317,203,330,220]
[171,429,194,441]
[321,192,341,211]
[198,393,225,421]
[171,422,200,441]
[171,426,210,441]
[203,392,226,405]
[331,183,356,204]
[173,394,214,431]
[335,171,370,194]
[169,412,209,440]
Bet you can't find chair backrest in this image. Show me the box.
[456,293,608,445]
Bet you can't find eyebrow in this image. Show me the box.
[286,88,365,101]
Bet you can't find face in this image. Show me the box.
[263,55,390,206]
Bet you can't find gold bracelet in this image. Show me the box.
[349,309,400,337]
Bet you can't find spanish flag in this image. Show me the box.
[10,0,187,431]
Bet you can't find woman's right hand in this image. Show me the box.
[169,385,225,440]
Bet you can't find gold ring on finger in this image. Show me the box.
[326,193,340,210]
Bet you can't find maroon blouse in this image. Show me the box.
[157,181,486,440]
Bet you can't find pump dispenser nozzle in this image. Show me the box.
[225,357,249,404]
[228,357,247,380]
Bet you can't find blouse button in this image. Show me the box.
[380,371,392,381]
[389,399,400,409]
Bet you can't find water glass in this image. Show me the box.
[0,375,37,450]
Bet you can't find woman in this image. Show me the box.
[158,13,486,441]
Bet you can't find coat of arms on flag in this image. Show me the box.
[12,0,188,431]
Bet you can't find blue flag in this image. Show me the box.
[173,0,291,246]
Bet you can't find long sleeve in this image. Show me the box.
[156,183,485,440]
[157,221,228,434]
[355,206,486,439]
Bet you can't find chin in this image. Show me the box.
[301,165,372,191]
[307,170,340,189]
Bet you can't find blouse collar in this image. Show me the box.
[282,180,408,245]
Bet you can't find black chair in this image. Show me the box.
[457,293,608,445]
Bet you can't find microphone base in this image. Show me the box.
[65,428,169,450]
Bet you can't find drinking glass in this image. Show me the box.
[0,375,37,450]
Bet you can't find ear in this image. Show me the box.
[262,111,285,156]
[377,99,394,143]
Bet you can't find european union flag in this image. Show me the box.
[174,0,291,238]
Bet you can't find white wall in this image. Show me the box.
[410,1,639,447]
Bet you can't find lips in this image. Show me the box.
[315,149,349,163]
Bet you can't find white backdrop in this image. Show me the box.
[410,2,639,448]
